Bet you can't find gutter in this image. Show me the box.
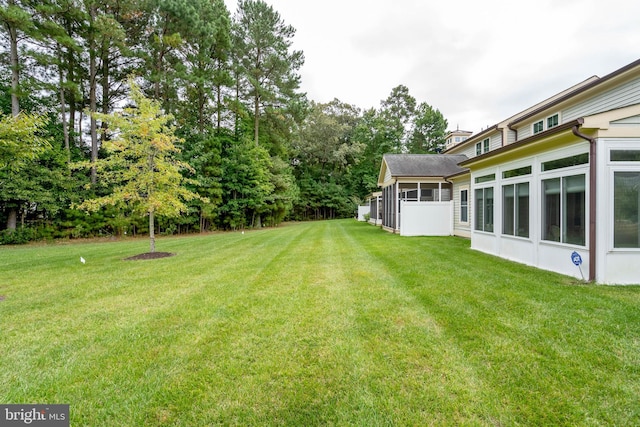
[572,122,597,282]
[459,119,583,167]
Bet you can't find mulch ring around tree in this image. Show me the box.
[124,252,176,261]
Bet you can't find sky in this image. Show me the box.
[225,0,640,134]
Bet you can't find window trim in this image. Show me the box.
[474,186,494,233]
[502,181,530,239]
[610,168,640,251]
[532,112,561,135]
[533,120,544,134]
[460,188,469,224]
[541,173,587,247]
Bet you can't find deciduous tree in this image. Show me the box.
[76,80,204,252]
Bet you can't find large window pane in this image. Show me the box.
[542,175,585,245]
[503,185,515,235]
[484,188,494,232]
[475,189,484,231]
[475,187,494,232]
[563,175,585,245]
[503,183,530,238]
[614,172,640,248]
[543,178,561,241]
[517,183,530,237]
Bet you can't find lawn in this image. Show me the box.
[1,219,639,426]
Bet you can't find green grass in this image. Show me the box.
[1,220,639,426]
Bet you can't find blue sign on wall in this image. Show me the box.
[571,251,583,266]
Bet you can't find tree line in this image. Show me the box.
[0,0,447,244]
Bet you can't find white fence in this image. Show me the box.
[399,201,453,236]
[357,205,370,221]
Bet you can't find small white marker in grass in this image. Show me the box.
[80,256,86,264]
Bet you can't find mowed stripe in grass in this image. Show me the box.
[1,220,639,426]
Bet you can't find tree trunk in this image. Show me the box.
[89,6,99,185]
[8,0,20,117]
[6,208,17,231]
[57,44,70,164]
[65,18,76,149]
[253,94,260,146]
[101,48,110,143]
[149,211,156,253]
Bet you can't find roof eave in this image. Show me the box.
[459,118,584,167]
[509,58,640,127]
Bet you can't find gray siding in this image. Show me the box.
[563,76,640,122]
[519,124,533,139]
[490,133,502,150]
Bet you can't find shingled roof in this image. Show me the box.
[382,154,468,178]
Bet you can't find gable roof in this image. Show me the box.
[379,154,468,185]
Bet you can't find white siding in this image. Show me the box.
[452,180,471,238]
[400,201,453,236]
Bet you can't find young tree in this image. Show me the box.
[76,80,204,253]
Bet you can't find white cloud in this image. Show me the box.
[226,0,640,133]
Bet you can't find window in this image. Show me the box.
[475,173,495,184]
[542,174,585,245]
[475,187,494,232]
[476,142,482,156]
[533,113,560,134]
[503,183,529,237]
[614,172,640,248]
[533,120,544,134]
[455,137,461,142]
[483,138,490,153]
[611,150,640,162]
[460,189,468,223]
[542,153,589,171]
[503,166,532,179]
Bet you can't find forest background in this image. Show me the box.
[0,0,448,243]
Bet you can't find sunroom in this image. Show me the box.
[378,154,468,235]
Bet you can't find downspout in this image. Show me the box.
[572,118,596,282]
[395,180,399,233]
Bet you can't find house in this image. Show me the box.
[376,58,640,285]
[444,129,473,151]
[377,154,467,236]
